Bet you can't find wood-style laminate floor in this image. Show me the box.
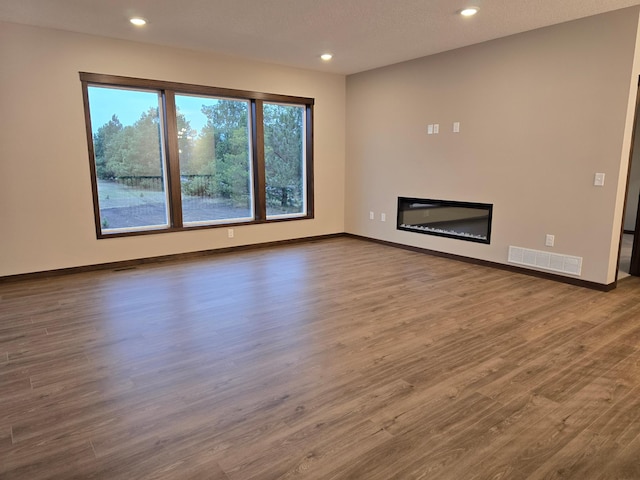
[2,237,640,479]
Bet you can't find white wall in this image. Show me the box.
[0,22,346,277]
[346,7,640,285]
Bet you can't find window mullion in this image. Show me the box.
[252,99,266,221]
[305,104,314,218]
[163,90,184,228]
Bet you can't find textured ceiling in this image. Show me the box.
[1,0,640,74]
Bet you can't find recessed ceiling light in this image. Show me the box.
[460,7,479,17]
[130,17,147,26]
[320,53,333,61]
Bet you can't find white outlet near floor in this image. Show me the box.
[545,234,554,247]
[369,211,374,220]
[228,228,234,238]
[594,173,605,186]
[381,213,386,222]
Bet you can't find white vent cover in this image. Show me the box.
[508,246,582,276]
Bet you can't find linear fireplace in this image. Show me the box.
[397,197,493,244]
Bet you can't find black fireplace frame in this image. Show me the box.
[397,197,493,244]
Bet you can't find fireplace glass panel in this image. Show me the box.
[397,197,492,244]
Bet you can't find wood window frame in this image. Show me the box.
[80,72,314,239]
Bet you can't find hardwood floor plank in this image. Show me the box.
[428,394,558,480]
[595,432,640,480]
[533,343,637,403]
[0,424,12,453]
[525,385,640,479]
[466,376,630,478]
[2,237,640,478]
[222,415,392,480]
[0,438,95,480]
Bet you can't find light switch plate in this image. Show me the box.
[453,122,460,133]
[594,173,605,186]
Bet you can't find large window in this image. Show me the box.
[264,103,307,218]
[174,94,253,225]
[80,73,314,237]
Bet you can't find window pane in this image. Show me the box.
[87,86,169,233]
[175,95,253,224]
[264,103,306,218]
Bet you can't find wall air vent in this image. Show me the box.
[508,246,582,276]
